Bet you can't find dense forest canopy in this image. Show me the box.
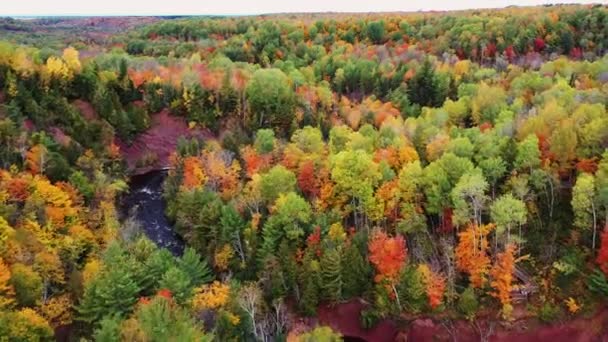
[0,3,607,341]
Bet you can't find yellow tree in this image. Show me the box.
[0,257,15,309]
[26,144,48,175]
[62,47,81,74]
[42,56,72,85]
[191,281,230,311]
[40,294,73,328]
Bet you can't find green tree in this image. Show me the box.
[298,326,342,341]
[136,296,208,342]
[254,128,275,154]
[177,247,213,286]
[158,267,193,304]
[572,173,598,249]
[341,240,371,299]
[514,135,541,172]
[490,193,527,246]
[219,204,247,265]
[246,68,295,136]
[331,149,381,225]
[77,264,141,323]
[451,170,488,227]
[320,247,342,303]
[367,20,386,44]
[407,58,444,108]
[299,256,321,316]
[595,152,608,220]
[260,165,297,204]
[93,315,123,342]
[259,192,312,262]
[457,287,479,320]
[396,264,426,314]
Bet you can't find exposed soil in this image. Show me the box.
[117,109,211,175]
[72,100,98,121]
[317,300,399,342]
[310,300,608,342]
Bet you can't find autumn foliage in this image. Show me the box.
[455,224,494,288]
[182,156,206,189]
[490,245,517,318]
[418,264,446,309]
[597,226,608,276]
[368,230,407,284]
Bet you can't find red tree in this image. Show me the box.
[505,45,516,63]
[298,161,319,198]
[597,226,608,276]
[534,37,546,52]
[368,230,407,284]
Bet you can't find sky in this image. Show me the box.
[1,0,600,16]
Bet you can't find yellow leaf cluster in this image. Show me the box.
[214,244,234,272]
[61,47,81,73]
[225,311,241,326]
[33,176,76,227]
[191,281,230,311]
[564,297,581,314]
[0,216,15,254]
[82,258,102,285]
[0,257,15,309]
[328,222,346,242]
[43,56,72,83]
[10,308,53,339]
[40,294,73,327]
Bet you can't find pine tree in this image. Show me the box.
[93,315,123,342]
[177,247,213,286]
[407,58,443,108]
[278,240,298,298]
[144,249,177,292]
[158,267,193,305]
[397,264,427,314]
[299,254,321,316]
[77,266,141,323]
[320,247,342,303]
[341,242,371,299]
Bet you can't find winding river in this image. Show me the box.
[123,170,184,255]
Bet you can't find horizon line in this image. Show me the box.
[2,3,603,18]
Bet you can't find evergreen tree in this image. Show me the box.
[77,266,141,323]
[320,247,342,303]
[219,204,246,256]
[341,242,371,299]
[177,247,213,286]
[396,264,427,314]
[158,267,193,305]
[144,249,177,292]
[278,241,299,299]
[299,254,321,316]
[93,315,123,342]
[407,58,443,108]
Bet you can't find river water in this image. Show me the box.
[123,170,184,255]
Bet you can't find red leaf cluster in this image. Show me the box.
[368,230,407,284]
[597,226,608,276]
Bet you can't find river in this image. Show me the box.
[123,170,184,255]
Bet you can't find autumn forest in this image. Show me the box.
[0,4,607,341]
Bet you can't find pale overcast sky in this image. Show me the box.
[1,0,601,16]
